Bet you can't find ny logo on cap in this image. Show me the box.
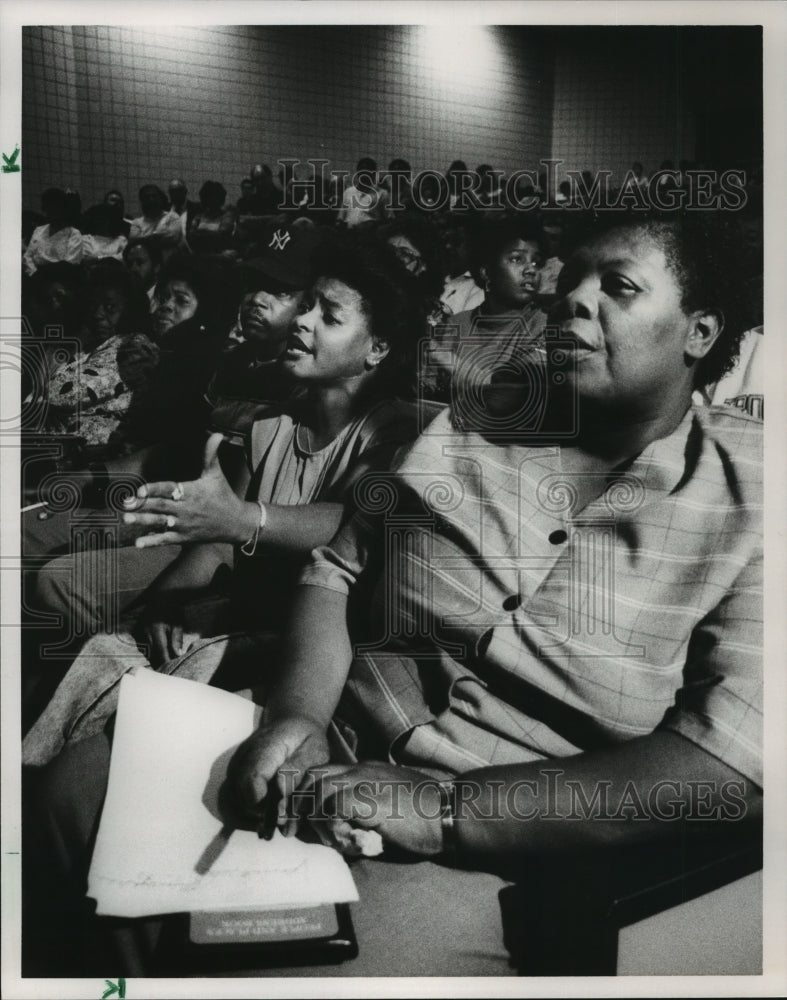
[269,229,291,251]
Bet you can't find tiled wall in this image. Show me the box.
[22,24,553,212]
[21,25,761,213]
[22,26,82,198]
[550,28,696,183]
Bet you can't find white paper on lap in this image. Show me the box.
[87,669,359,918]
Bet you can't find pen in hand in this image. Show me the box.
[257,774,282,840]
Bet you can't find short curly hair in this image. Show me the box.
[561,209,758,387]
[470,213,548,276]
[83,258,152,335]
[310,230,426,399]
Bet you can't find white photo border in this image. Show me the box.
[2,2,785,998]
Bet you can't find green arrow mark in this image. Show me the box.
[2,145,21,173]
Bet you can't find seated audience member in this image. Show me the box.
[236,169,282,248]
[476,163,503,208]
[118,253,240,455]
[23,188,83,276]
[337,158,387,229]
[205,224,323,435]
[20,263,84,434]
[122,237,162,312]
[222,209,761,943]
[278,160,309,214]
[512,172,537,206]
[22,234,426,760]
[22,261,83,346]
[187,181,237,255]
[167,178,199,241]
[580,169,595,195]
[23,210,761,977]
[554,179,572,207]
[623,160,650,192]
[536,168,549,201]
[79,203,128,263]
[654,160,678,196]
[236,176,260,214]
[235,177,262,230]
[103,189,132,237]
[438,214,485,315]
[677,159,692,191]
[424,214,546,403]
[378,214,447,325]
[44,260,157,455]
[414,173,445,212]
[446,159,468,211]
[128,184,184,257]
[64,189,82,226]
[381,158,414,215]
[538,211,566,297]
[22,208,46,251]
[283,160,337,227]
[250,162,282,212]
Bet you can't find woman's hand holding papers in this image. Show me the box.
[228,715,330,836]
[230,739,445,857]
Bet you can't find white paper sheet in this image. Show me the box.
[87,669,359,918]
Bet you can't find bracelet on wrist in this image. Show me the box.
[240,499,267,555]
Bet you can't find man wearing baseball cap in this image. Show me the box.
[205,223,323,438]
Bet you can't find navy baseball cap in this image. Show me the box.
[241,223,322,292]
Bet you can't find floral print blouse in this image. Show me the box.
[46,332,159,451]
